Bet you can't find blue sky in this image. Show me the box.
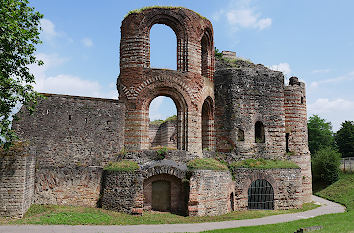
[29,0,354,131]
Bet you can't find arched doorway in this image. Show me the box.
[248,179,274,210]
[152,180,171,211]
[143,173,186,214]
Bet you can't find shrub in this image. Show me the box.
[230,158,299,169]
[312,147,341,184]
[155,146,168,160]
[103,160,139,172]
[187,158,228,171]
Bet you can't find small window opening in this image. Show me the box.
[85,118,87,123]
[237,128,245,141]
[230,192,234,211]
[255,121,265,143]
[46,109,49,115]
[301,96,304,104]
[286,133,290,153]
[69,115,72,120]
[106,121,110,125]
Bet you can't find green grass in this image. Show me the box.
[187,158,229,171]
[0,202,318,225]
[103,160,139,172]
[203,172,354,233]
[125,6,207,19]
[230,158,299,169]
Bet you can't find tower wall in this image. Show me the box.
[284,77,312,202]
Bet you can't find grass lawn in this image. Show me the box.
[203,172,354,233]
[0,202,318,225]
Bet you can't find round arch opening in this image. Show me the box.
[248,179,274,210]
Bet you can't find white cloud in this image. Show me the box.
[310,71,354,88]
[81,38,94,47]
[308,98,354,131]
[149,96,164,121]
[216,0,272,30]
[268,63,291,76]
[29,53,116,99]
[312,69,331,74]
[40,18,58,39]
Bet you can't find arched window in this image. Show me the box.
[255,121,265,143]
[150,24,177,70]
[248,179,274,210]
[201,97,214,150]
[201,34,209,77]
[237,128,244,141]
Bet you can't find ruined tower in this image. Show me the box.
[118,7,215,153]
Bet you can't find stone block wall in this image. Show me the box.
[101,171,143,215]
[149,120,177,148]
[214,60,286,158]
[34,166,102,206]
[0,147,35,218]
[188,170,234,216]
[12,93,125,206]
[233,168,302,210]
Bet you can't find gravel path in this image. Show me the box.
[0,195,345,233]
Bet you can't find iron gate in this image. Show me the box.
[248,179,274,210]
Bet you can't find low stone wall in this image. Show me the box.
[233,168,302,210]
[101,171,143,215]
[34,166,102,207]
[188,170,234,216]
[0,149,35,218]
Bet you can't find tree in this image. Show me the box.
[308,115,335,155]
[335,121,354,158]
[0,0,43,149]
[311,147,341,184]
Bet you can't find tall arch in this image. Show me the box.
[119,7,214,153]
[201,97,214,150]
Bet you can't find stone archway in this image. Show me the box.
[118,7,215,154]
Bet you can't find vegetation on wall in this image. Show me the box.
[103,160,139,172]
[187,158,228,171]
[229,159,299,170]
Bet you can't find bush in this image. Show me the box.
[187,158,228,171]
[312,147,341,184]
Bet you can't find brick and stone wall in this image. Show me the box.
[188,170,234,216]
[12,93,125,206]
[118,7,215,154]
[285,77,312,202]
[0,145,35,218]
[149,120,177,148]
[233,168,302,210]
[101,171,143,215]
[34,166,102,207]
[214,59,286,158]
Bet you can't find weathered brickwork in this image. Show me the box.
[34,166,102,206]
[214,60,286,158]
[149,120,177,148]
[118,7,215,153]
[188,170,234,216]
[101,171,143,215]
[285,77,312,202]
[233,168,302,210]
[0,7,312,218]
[0,148,35,218]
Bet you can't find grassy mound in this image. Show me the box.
[230,158,299,169]
[187,158,228,171]
[103,160,139,172]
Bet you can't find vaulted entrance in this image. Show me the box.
[152,180,171,211]
[248,179,274,210]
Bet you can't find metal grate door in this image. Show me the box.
[248,179,274,210]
